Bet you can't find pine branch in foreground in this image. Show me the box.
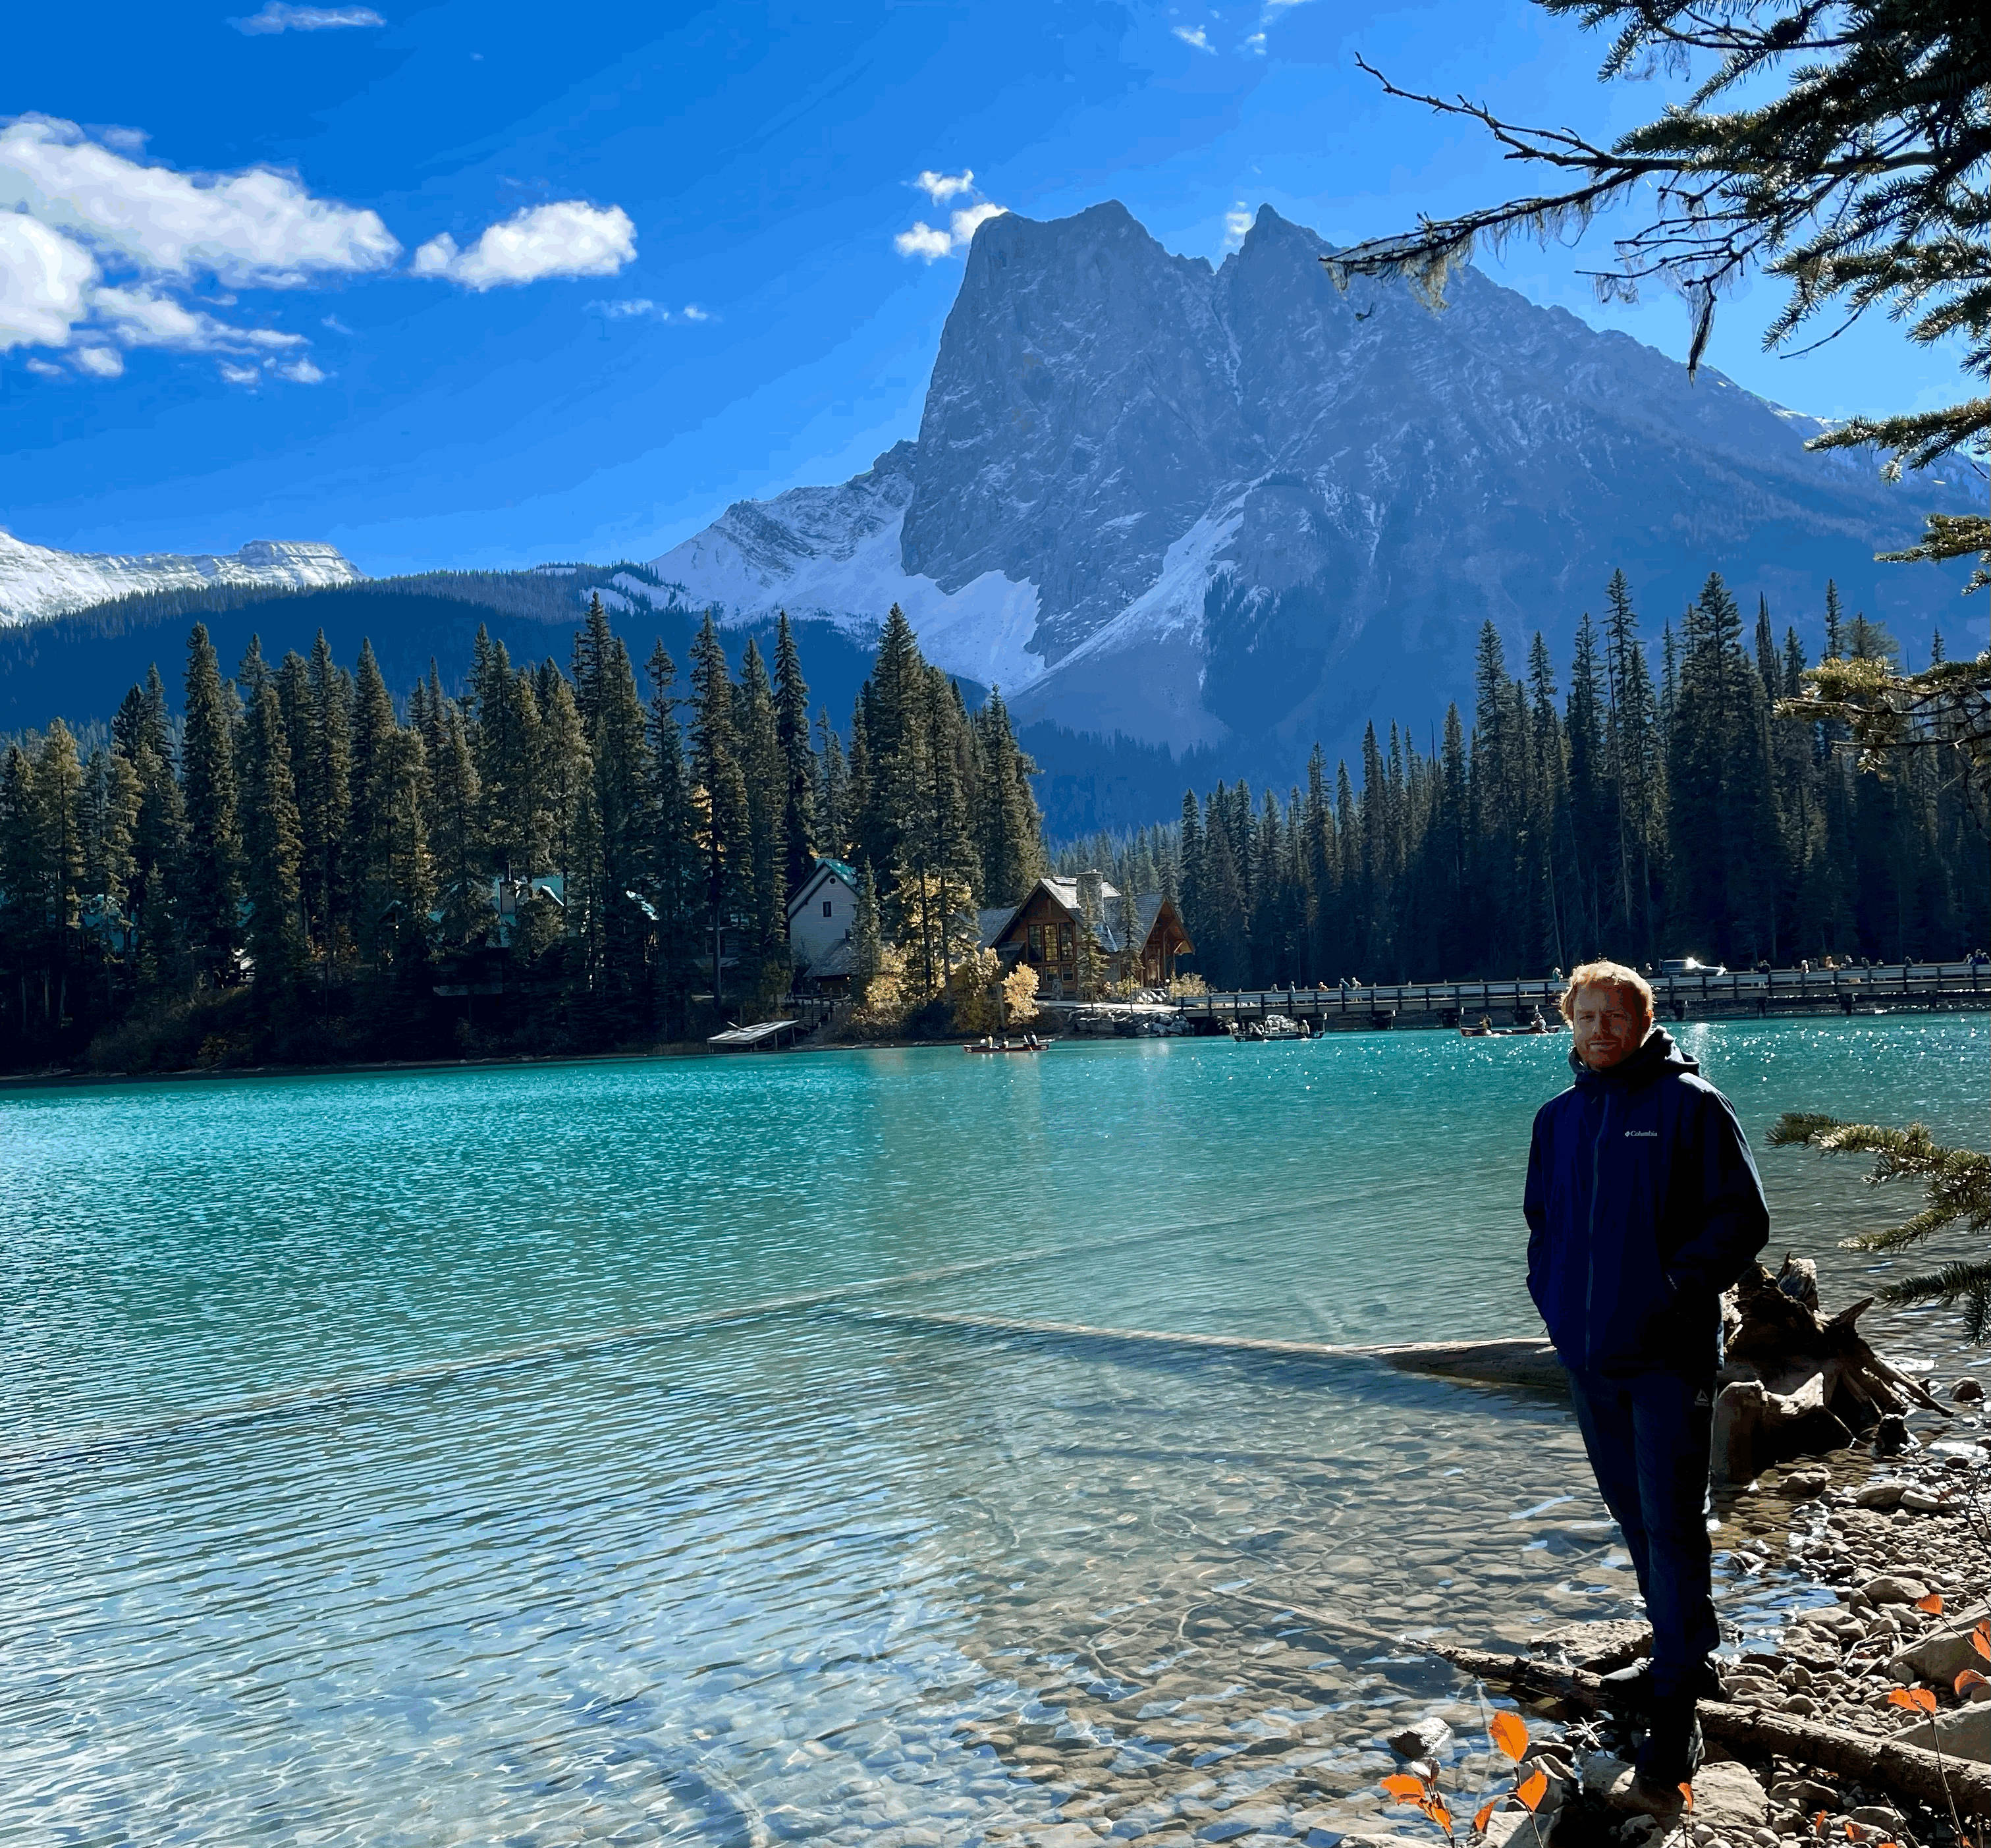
[1770,1112,1991,1344]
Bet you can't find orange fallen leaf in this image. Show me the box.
[1489,1710,1529,1762]
[1974,1621,1991,1663]
[1956,1670,1989,1697]
[1847,1824,1867,1841]
[1517,1769,1548,1812]
[1814,1811,1830,1836]
[1473,1799,1497,1832]
[1889,1687,1939,1714]
[1383,1774,1428,1801]
[1677,1783,1693,1813]
[1917,1592,1945,1616]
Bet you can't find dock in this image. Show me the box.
[1170,960,1989,1033]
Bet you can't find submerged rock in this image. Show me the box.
[1386,1716,1454,1761]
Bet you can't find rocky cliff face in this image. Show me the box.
[0,530,362,625]
[651,201,1971,758]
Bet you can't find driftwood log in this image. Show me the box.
[1432,1644,1991,1818]
[1713,1257,1948,1482]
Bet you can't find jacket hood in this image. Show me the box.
[1570,1024,1699,1090]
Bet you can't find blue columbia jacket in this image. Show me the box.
[1523,1027,1769,1378]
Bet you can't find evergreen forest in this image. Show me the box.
[0,600,1045,1071]
[1062,571,1984,991]
[0,568,1980,1073]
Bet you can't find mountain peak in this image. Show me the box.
[652,198,1968,761]
[0,530,362,626]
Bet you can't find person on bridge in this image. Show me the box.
[1522,960,1769,1804]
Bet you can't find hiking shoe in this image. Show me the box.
[1597,1656,1720,1710]
[1634,1694,1705,1793]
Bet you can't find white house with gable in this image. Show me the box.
[787,857,862,980]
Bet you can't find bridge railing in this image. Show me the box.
[1174,961,1986,1018]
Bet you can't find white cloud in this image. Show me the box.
[949,202,1007,243]
[413,200,635,290]
[275,356,325,381]
[0,213,97,351]
[1172,25,1213,50]
[893,173,1008,261]
[0,115,400,285]
[1224,203,1253,248]
[217,361,262,384]
[587,296,712,324]
[0,118,381,380]
[893,222,956,261]
[94,285,306,353]
[23,356,65,377]
[915,169,975,205]
[232,3,385,33]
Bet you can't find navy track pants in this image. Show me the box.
[1564,1366,1720,1694]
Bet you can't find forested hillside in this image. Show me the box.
[1,564,1979,1073]
[1061,572,1984,987]
[0,601,1043,1072]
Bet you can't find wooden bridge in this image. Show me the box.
[1172,959,1991,1032]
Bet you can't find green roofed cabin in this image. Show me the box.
[787,857,862,991]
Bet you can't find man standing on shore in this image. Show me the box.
[1523,961,1770,1799]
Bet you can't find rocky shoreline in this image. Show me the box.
[953,1377,1988,1848]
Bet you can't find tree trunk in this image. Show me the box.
[1432,1644,1991,1816]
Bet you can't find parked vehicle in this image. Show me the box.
[1660,956,1727,977]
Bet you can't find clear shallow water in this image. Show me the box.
[2,1016,1981,1845]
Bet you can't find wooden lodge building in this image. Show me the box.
[784,857,1192,1000]
[981,872,1193,1000]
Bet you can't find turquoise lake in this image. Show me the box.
[2,1015,1982,1845]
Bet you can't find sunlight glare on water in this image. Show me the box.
[1,1015,1981,1844]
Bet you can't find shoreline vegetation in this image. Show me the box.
[2,562,1983,1079]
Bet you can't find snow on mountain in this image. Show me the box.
[0,530,362,625]
[636,443,1043,693]
[645,200,1971,756]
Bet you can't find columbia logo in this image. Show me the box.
[1694,1392,1711,1407]
[1624,1129,1658,1138]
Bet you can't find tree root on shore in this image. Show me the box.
[1428,1643,1991,1816]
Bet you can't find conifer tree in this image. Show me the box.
[815,709,848,859]
[82,746,140,975]
[974,688,1047,906]
[772,613,818,906]
[430,706,493,952]
[688,614,750,1002]
[180,624,242,983]
[239,680,308,993]
[34,722,87,1022]
[645,643,699,1033]
[0,747,40,1038]
[734,638,786,991]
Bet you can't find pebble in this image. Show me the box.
[1953,1377,1984,1403]
[1853,1480,1910,1509]
[1860,1573,1929,1605]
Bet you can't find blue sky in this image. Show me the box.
[2,0,1975,576]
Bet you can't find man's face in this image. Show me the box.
[1570,985,1647,1070]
